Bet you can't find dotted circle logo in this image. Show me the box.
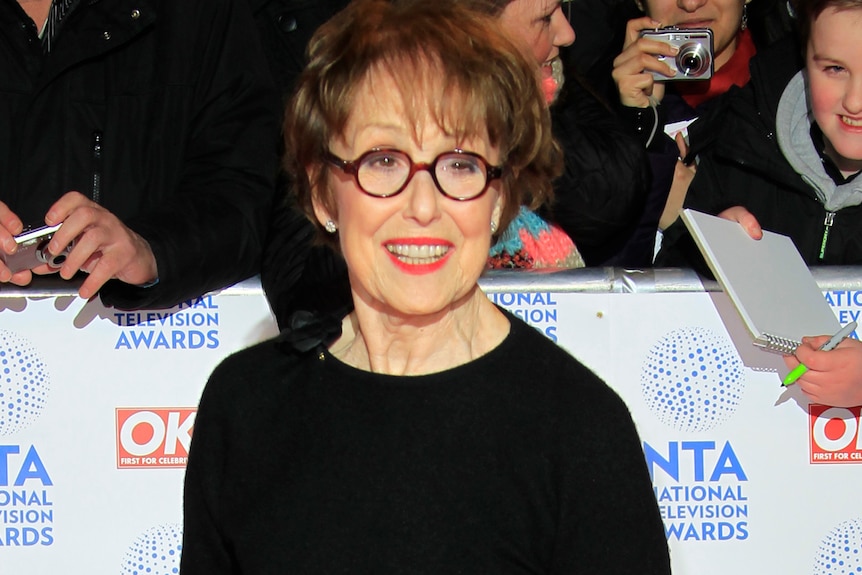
[0,329,51,436]
[814,518,862,574]
[121,523,183,575]
[641,327,745,432]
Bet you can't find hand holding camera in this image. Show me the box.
[40,191,158,300]
[0,192,157,300]
[613,16,715,108]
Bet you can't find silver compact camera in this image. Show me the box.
[0,224,73,273]
[639,27,714,81]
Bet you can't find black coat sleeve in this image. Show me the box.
[100,0,280,310]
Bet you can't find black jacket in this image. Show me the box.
[250,0,352,327]
[544,70,649,266]
[655,37,862,270]
[0,0,280,308]
[250,0,350,103]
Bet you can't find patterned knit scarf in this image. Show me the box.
[488,206,584,269]
[486,59,584,270]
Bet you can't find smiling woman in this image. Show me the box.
[180,0,671,572]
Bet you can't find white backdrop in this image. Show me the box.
[1,275,861,574]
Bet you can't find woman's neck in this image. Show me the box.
[713,35,740,73]
[329,288,509,376]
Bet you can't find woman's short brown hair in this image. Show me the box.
[284,0,561,248]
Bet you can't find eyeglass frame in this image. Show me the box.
[323,148,504,201]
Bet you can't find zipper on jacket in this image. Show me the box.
[818,211,835,262]
[91,130,102,204]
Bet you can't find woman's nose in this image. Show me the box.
[402,169,443,225]
[676,0,709,13]
[553,7,575,47]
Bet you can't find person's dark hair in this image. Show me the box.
[747,0,798,47]
[284,0,561,248]
[793,0,862,50]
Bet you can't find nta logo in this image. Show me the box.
[641,327,745,432]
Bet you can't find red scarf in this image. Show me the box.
[676,28,756,109]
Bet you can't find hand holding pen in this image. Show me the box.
[782,321,862,407]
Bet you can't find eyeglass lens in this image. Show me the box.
[357,150,490,200]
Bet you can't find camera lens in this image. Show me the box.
[35,238,67,269]
[681,53,701,71]
[48,254,67,267]
[676,42,711,77]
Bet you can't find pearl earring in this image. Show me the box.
[491,220,498,234]
[324,220,338,234]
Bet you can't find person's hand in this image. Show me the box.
[0,200,38,286]
[612,16,675,108]
[39,191,158,300]
[784,336,862,407]
[659,132,697,230]
[717,206,763,240]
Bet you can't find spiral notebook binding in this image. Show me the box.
[753,334,799,355]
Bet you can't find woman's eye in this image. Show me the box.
[442,157,481,175]
[365,153,404,170]
[541,5,562,25]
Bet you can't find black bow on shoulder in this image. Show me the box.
[274,306,351,354]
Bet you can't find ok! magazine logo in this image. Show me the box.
[810,405,862,464]
[116,408,196,469]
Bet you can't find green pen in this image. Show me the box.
[783,320,858,386]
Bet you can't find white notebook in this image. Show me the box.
[681,209,839,354]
